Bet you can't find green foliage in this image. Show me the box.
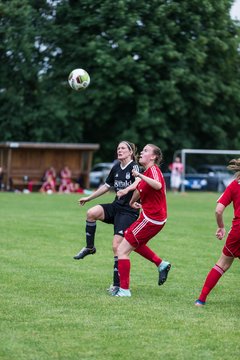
[0,192,240,359]
[0,0,240,162]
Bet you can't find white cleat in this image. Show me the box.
[114,288,131,297]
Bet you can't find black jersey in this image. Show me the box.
[105,160,139,210]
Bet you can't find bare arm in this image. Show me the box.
[215,203,226,240]
[129,189,141,209]
[132,169,162,190]
[117,178,141,198]
[78,184,109,206]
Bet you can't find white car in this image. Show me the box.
[89,162,113,187]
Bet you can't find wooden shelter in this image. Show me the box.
[0,142,100,191]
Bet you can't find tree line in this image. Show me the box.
[0,0,240,166]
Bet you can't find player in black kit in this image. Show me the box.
[73,141,140,294]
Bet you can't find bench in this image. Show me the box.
[9,169,87,192]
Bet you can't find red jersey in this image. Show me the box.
[217,179,240,224]
[137,165,167,223]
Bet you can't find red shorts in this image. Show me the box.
[124,213,165,248]
[223,222,240,258]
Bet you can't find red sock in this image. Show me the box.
[118,259,131,290]
[135,244,162,267]
[198,264,225,303]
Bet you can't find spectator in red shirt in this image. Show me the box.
[39,174,56,193]
[59,166,73,193]
[40,166,56,193]
[43,166,56,183]
[114,144,171,297]
[195,158,240,306]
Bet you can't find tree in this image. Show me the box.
[0,0,240,165]
[0,1,54,139]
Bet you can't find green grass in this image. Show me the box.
[0,191,239,360]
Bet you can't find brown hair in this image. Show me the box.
[227,158,240,180]
[147,144,163,165]
[119,141,138,162]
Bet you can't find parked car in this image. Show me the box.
[183,174,208,191]
[163,166,202,190]
[195,164,233,192]
[163,164,233,192]
[89,162,113,188]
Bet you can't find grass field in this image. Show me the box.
[0,191,239,360]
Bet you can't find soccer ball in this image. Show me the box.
[68,68,90,91]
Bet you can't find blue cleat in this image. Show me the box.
[195,299,206,306]
[158,261,171,285]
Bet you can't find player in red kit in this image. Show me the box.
[195,158,240,306]
[114,144,171,297]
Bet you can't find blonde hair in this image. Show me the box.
[147,144,163,165]
[227,158,240,180]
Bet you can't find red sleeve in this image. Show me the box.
[217,183,233,207]
[150,166,161,182]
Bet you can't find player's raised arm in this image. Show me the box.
[132,169,162,190]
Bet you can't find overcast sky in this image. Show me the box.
[230,0,240,19]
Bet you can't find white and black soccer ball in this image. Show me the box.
[68,68,90,91]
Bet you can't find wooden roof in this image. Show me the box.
[0,142,100,150]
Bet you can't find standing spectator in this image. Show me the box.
[73,141,140,295]
[114,144,171,297]
[169,156,184,193]
[195,158,240,307]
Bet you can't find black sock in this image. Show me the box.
[86,221,96,248]
[113,256,120,287]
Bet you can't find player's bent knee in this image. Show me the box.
[87,206,103,221]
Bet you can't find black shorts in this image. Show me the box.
[100,202,139,237]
